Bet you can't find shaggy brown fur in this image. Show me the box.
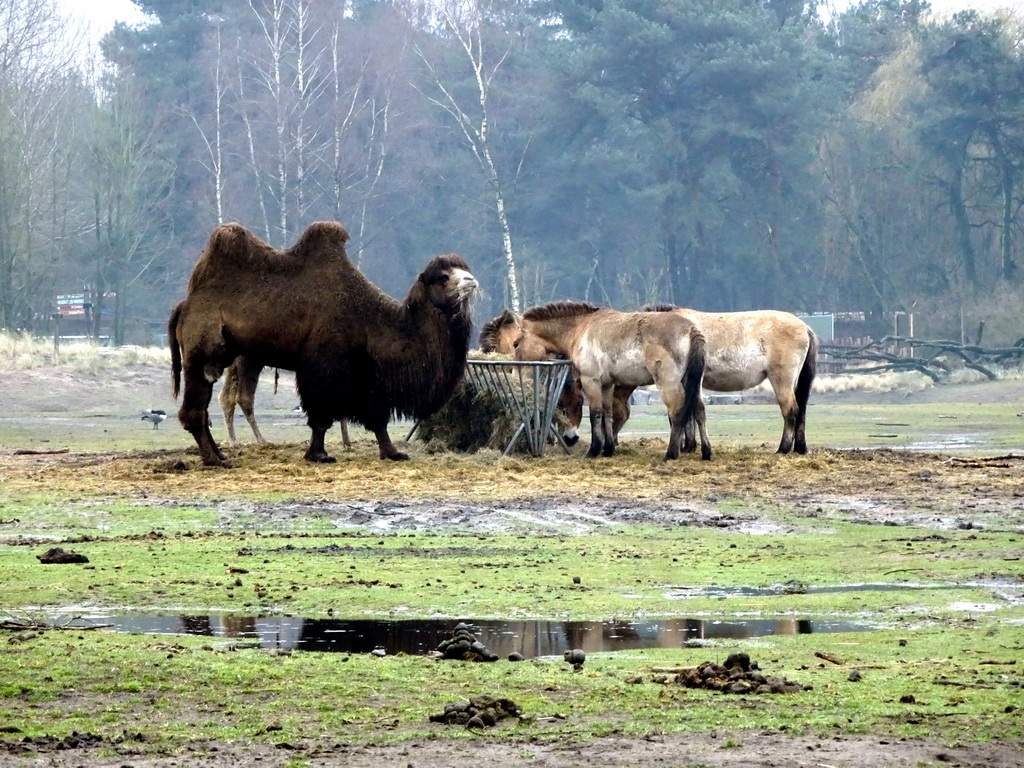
[219,357,351,448]
[169,221,478,466]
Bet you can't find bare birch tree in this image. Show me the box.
[415,0,522,312]
[0,0,84,330]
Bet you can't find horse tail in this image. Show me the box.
[795,328,818,416]
[680,325,707,425]
[168,302,183,399]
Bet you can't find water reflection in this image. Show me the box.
[85,615,871,656]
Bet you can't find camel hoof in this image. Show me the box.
[304,451,337,463]
[202,456,232,468]
[383,452,410,461]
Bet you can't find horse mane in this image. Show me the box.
[478,309,518,352]
[640,303,679,313]
[187,221,351,293]
[521,300,603,322]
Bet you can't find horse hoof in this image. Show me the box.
[701,449,713,461]
[795,444,808,455]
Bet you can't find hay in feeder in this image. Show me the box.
[415,351,569,454]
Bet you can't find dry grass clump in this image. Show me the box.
[0,332,169,373]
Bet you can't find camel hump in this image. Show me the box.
[188,220,352,290]
[291,221,350,259]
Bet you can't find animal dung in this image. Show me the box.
[36,547,89,564]
[663,653,809,694]
[433,622,499,662]
[428,694,521,728]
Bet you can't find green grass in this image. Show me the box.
[3,510,1021,622]
[0,624,1020,748]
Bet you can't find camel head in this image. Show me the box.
[415,253,479,316]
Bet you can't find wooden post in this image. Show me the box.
[51,312,61,357]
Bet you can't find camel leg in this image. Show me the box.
[235,358,267,445]
[180,361,229,467]
[239,392,267,445]
[221,397,238,444]
[303,416,337,463]
[371,425,408,461]
[218,372,239,445]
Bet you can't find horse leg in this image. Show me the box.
[794,411,808,455]
[768,374,799,454]
[582,379,608,459]
[611,385,634,444]
[656,369,687,461]
[180,357,229,467]
[586,406,605,458]
[681,415,697,454]
[692,395,712,460]
[339,418,352,448]
[601,405,616,457]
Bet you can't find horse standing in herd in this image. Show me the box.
[510,301,712,461]
[485,302,818,457]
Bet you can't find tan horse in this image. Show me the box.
[512,301,711,461]
[478,310,627,446]
[642,305,818,455]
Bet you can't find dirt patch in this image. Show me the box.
[3,730,1021,767]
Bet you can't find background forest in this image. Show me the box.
[1,0,1023,346]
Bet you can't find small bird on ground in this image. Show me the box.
[141,409,168,429]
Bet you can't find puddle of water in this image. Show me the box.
[67,615,875,656]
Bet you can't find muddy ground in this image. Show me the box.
[2,366,1024,766]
